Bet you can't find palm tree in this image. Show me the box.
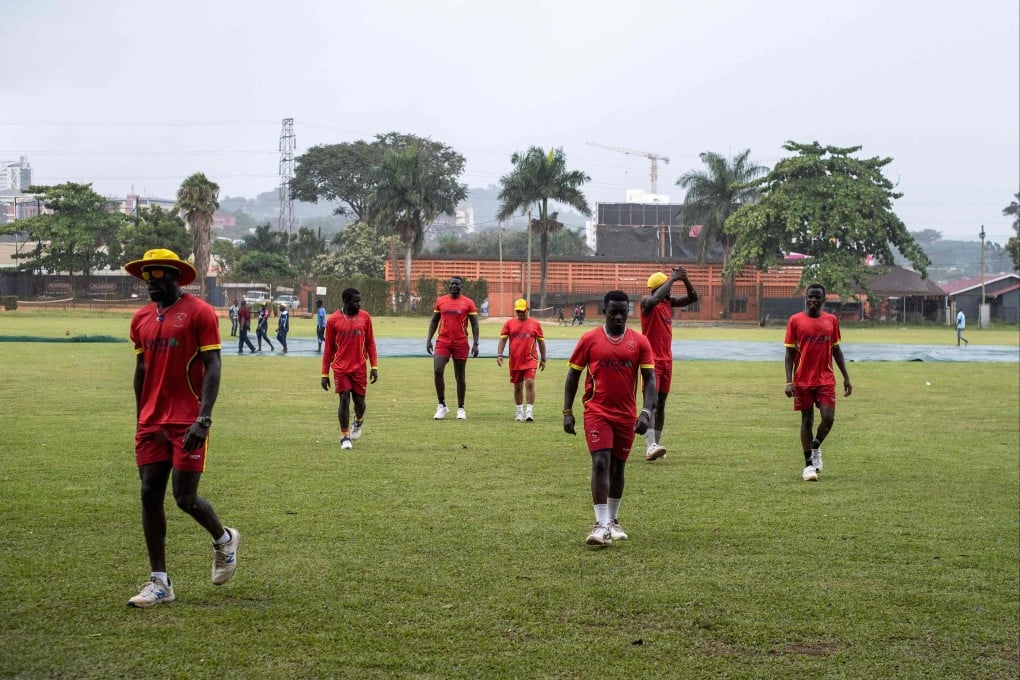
[176,172,220,301]
[371,143,466,311]
[496,147,591,308]
[676,150,767,317]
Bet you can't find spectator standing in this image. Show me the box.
[316,300,327,353]
[276,305,290,353]
[237,300,256,354]
[123,248,239,607]
[426,276,480,420]
[563,290,656,546]
[321,288,379,450]
[496,299,547,422]
[228,299,239,337]
[256,303,275,352]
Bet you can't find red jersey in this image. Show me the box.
[568,327,654,422]
[130,294,221,427]
[433,294,477,344]
[322,309,378,377]
[499,317,544,370]
[640,298,674,361]
[784,311,842,387]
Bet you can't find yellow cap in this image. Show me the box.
[513,299,528,312]
[647,272,668,289]
[124,248,199,286]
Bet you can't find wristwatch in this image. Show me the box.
[195,416,213,428]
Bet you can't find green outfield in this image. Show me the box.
[0,313,1017,678]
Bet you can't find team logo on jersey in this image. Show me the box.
[172,312,187,328]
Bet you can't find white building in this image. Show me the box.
[0,157,32,192]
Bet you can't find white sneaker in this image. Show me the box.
[212,527,240,585]
[434,404,449,420]
[810,448,822,472]
[608,520,628,541]
[340,437,353,450]
[645,443,667,461]
[456,407,467,420]
[802,465,818,482]
[127,577,175,608]
[515,412,524,422]
[586,523,612,546]
[351,421,363,441]
[525,410,534,422]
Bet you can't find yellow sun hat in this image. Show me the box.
[647,272,668,289]
[513,298,528,312]
[124,248,198,286]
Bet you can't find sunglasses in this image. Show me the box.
[141,267,175,281]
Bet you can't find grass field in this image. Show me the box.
[0,312,1017,678]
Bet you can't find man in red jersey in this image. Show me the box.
[322,287,379,450]
[639,267,699,461]
[496,298,547,422]
[124,249,239,608]
[426,276,480,420]
[784,283,853,482]
[563,290,657,546]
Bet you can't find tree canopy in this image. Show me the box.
[725,141,930,298]
[120,206,191,263]
[1,182,127,282]
[1004,192,1019,271]
[370,137,467,310]
[290,139,380,220]
[496,147,590,307]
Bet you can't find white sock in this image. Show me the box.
[516,404,524,415]
[525,404,533,414]
[608,497,622,522]
[646,430,657,447]
[594,503,610,526]
[151,571,169,586]
[215,529,231,545]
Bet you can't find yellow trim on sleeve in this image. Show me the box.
[199,343,222,352]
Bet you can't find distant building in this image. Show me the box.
[941,272,1020,324]
[0,157,32,192]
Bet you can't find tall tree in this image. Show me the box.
[370,139,467,310]
[1004,192,1020,271]
[312,221,388,278]
[176,172,220,300]
[290,140,380,220]
[242,222,289,255]
[287,226,328,276]
[725,141,930,298]
[120,206,191,263]
[1,183,126,291]
[496,147,591,308]
[675,150,767,318]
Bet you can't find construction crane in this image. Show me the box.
[588,142,670,194]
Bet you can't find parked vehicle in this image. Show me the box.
[243,290,270,306]
[273,294,300,311]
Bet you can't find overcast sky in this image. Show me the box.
[2,0,1017,243]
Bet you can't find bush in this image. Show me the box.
[1,295,16,311]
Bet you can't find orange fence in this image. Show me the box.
[386,258,804,321]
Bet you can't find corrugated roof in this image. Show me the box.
[868,266,946,296]
[940,273,1019,295]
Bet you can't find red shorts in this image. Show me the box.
[434,340,469,361]
[793,384,837,411]
[654,359,672,394]
[333,370,367,396]
[509,367,537,384]
[135,423,207,472]
[582,413,635,461]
